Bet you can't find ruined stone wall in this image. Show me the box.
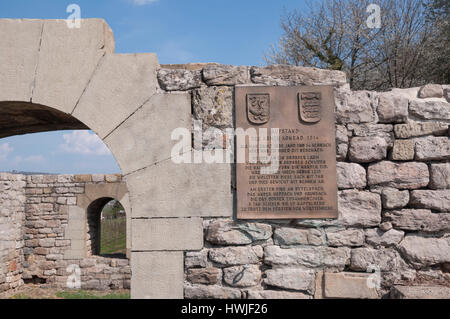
[158,64,450,299]
[0,173,130,295]
[0,173,26,293]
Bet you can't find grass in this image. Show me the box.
[55,290,130,299]
[100,217,126,255]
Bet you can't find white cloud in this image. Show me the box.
[60,131,111,156]
[12,155,45,165]
[0,143,13,161]
[132,0,159,5]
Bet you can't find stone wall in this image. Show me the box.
[0,173,26,293]
[158,64,450,299]
[0,173,131,295]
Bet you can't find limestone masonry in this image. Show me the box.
[0,19,449,299]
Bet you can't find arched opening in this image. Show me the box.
[87,198,127,259]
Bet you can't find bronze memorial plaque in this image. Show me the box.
[235,86,338,219]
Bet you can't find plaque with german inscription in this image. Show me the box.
[235,86,338,219]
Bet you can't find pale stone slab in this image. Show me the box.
[33,19,115,113]
[131,218,203,251]
[126,160,233,218]
[390,285,450,299]
[0,19,43,102]
[104,93,191,175]
[73,53,159,138]
[131,251,183,299]
[323,272,379,299]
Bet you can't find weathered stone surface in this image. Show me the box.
[264,245,350,270]
[0,19,43,102]
[391,140,415,161]
[365,228,405,247]
[338,190,382,227]
[324,272,379,299]
[418,84,444,99]
[127,160,232,218]
[247,290,311,299]
[131,252,183,299]
[33,19,115,114]
[399,235,450,268]
[384,209,450,232]
[349,137,387,163]
[337,162,366,189]
[368,161,429,189]
[335,90,377,124]
[250,65,347,86]
[223,265,261,288]
[445,87,450,102]
[415,136,450,161]
[326,228,365,247]
[209,246,261,266]
[430,163,450,189]
[336,125,349,160]
[350,248,406,271]
[347,124,394,147]
[410,190,450,212]
[264,268,315,293]
[377,93,409,123]
[185,250,209,269]
[203,64,249,86]
[73,53,159,139]
[273,227,325,247]
[105,93,191,175]
[157,68,202,91]
[409,100,450,120]
[381,188,409,209]
[132,218,203,251]
[184,284,242,299]
[192,86,233,128]
[390,285,450,299]
[206,220,272,245]
[186,268,221,285]
[394,121,448,138]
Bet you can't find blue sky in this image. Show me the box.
[0,0,307,174]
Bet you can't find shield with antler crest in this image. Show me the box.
[246,94,270,124]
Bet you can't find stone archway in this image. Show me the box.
[0,18,232,299]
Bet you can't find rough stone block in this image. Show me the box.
[323,272,379,299]
[391,139,415,161]
[368,161,429,189]
[223,265,261,288]
[206,220,272,245]
[264,268,315,293]
[157,68,202,91]
[347,124,394,147]
[203,64,250,86]
[384,209,450,232]
[126,160,233,218]
[377,93,408,123]
[209,246,261,266]
[104,92,191,175]
[186,268,221,285]
[418,84,444,98]
[192,86,233,128]
[73,53,159,138]
[247,290,311,299]
[429,163,450,189]
[338,190,382,227]
[131,251,183,299]
[409,100,450,121]
[274,227,325,246]
[184,284,242,299]
[394,121,448,138]
[131,218,203,251]
[33,19,115,113]
[350,248,406,272]
[335,90,377,124]
[336,162,366,189]
[415,136,450,161]
[349,137,387,163]
[365,228,404,247]
[410,190,450,212]
[326,228,365,247]
[381,188,409,209]
[398,235,450,269]
[390,285,450,299]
